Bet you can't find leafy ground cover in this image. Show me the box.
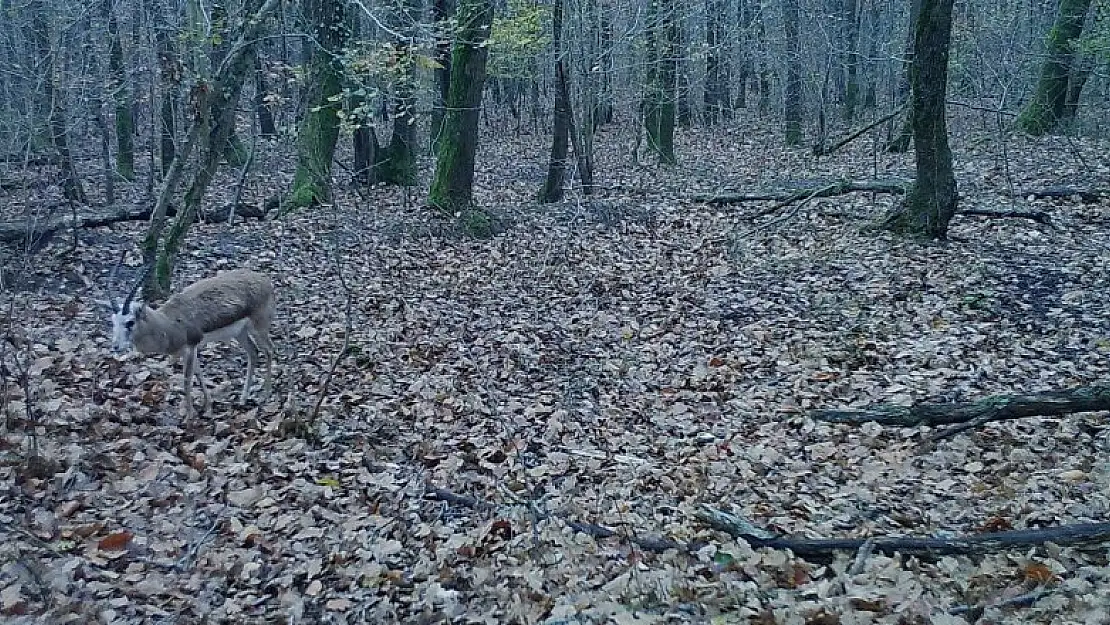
[2,117,1110,623]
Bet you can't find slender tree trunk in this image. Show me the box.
[541,0,569,203]
[30,0,86,204]
[888,0,923,152]
[153,11,180,176]
[106,0,135,181]
[287,0,348,208]
[255,55,277,138]
[377,0,421,187]
[842,0,860,123]
[1016,0,1093,135]
[643,0,676,164]
[783,0,803,145]
[430,0,456,152]
[593,7,613,127]
[883,0,957,239]
[143,0,280,296]
[428,0,494,219]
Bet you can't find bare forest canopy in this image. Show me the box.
[3,0,1110,622]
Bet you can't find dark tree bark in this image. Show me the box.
[643,0,676,164]
[106,0,135,181]
[1016,0,1093,135]
[841,0,860,123]
[593,7,614,127]
[783,0,803,145]
[429,0,456,152]
[255,54,277,139]
[540,0,570,203]
[704,0,730,123]
[883,0,957,239]
[287,0,348,208]
[377,0,422,187]
[734,0,751,109]
[888,0,924,152]
[427,0,494,217]
[154,23,180,176]
[30,0,86,204]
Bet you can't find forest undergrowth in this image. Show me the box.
[2,116,1110,623]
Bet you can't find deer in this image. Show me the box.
[107,259,276,419]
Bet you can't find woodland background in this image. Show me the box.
[3,0,1110,623]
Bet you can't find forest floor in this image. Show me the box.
[3,114,1110,624]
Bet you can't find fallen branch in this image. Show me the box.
[809,384,1110,440]
[960,207,1052,226]
[812,105,907,157]
[1019,186,1110,203]
[697,505,1110,558]
[0,202,265,244]
[691,179,911,205]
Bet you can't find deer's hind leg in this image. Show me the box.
[236,327,260,404]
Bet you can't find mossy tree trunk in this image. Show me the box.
[643,0,676,164]
[142,0,280,297]
[105,0,134,181]
[427,0,494,215]
[377,0,421,187]
[540,0,569,203]
[287,0,348,208]
[1016,0,1093,135]
[429,0,456,152]
[783,0,803,146]
[883,0,957,240]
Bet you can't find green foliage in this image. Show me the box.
[488,0,550,79]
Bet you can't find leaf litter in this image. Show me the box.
[2,120,1110,623]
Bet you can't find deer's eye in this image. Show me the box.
[125,320,135,329]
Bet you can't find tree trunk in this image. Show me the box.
[143,0,280,296]
[540,0,569,204]
[427,0,494,217]
[30,0,86,204]
[287,0,348,208]
[841,0,860,123]
[704,0,731,122]
[255,54,277,139]
[643,0,676,164]
[883,0,957,240]
[888,0,924,153]
[593,9,614,127]
[783,0,803,146]
[106,0,135,181]
[377,0,421,187]
[154,15,180,176]
[430,0,456,152]
[1016,0,1093,135]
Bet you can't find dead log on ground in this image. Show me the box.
[1019,186,1110,203]
[698,505,1110,558]
[692,179,910,205]
[693,181,1051,226]
[810,383,1110,440]
[0,202,265,244]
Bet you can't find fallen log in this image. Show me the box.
[0,202,265,244]
[691,179,911,205]
[697,505,1110,558]
[810,383,1110,440]
[1019,186,1110,203]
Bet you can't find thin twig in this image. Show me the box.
[309,231,354,427]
